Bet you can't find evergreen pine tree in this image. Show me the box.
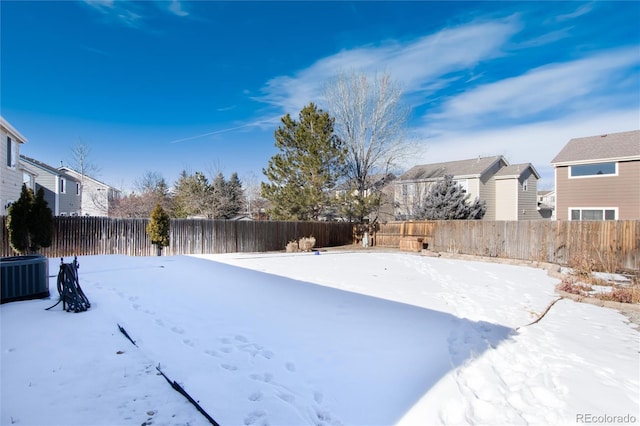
[211,173,227,219]
[28,187,54,252]
[146,203,170,255]
[261,102,345,220]
[224,173,245,218]
[416,175,486,220]
[173,171,212,218]
[6,184,34,254]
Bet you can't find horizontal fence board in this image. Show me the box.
[0,217,353,258]
[377,220,639,272]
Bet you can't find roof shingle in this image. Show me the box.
[551,130,640,164]
[399,155,506,181]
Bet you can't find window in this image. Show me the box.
[522,179,529,191]
[569,208,617,221]
[60,178,66,193]
[76,183,81,195]
[570,162,617,178]
[6,136,17,168]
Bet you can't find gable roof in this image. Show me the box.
[494,163,541,180]
[20,155,79,181]
[551,130,640,165]
[0,116,28,144]
[59,166,121,192]
[398,155,507,181]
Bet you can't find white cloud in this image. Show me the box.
[424,47,640,129]
[555,3,595,22]
[81,0,191,28]
[254,17,520,115]
[81,0,143,28]
[167,0,189,17]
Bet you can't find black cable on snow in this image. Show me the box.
[117,324,137,347]
[115,324,220,426]
[46,257,90,312]
[156,364,220,426]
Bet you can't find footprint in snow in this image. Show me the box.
[171,326,184,335]
[285,362,296,372]
[248,391,263,402]
[221,364,238,371]
[244,410,267,425]
[250,373,273,383]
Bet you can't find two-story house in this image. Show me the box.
[19,156,82,216]
[551,130,640,220]
[395,155,541,220]
[1,116,28,215]
[59,166,121,216]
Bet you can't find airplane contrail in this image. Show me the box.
[168,116,281,144]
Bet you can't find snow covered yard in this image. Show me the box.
[1,251,638,426]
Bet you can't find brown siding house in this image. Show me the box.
[551,130,640,220]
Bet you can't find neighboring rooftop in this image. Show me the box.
[551,130,640,165]
[0,116,28,143]
[494,163,540,179]
[20,155,72,177]
[399,155,507,181]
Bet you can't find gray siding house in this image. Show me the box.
[551,130,640,220]
[20,156,82,216]
[59,166,121,216]
[494,164,541,220]
[1,116,28,215]
[395,155,542,220]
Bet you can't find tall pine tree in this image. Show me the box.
[262,103,345,221]
[224,173,245,218]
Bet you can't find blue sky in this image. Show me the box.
[2,1,639,192]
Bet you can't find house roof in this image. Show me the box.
[59,166,121,193]
[398,155,507,181]
[551,130,640,165]
[0,116,28,144]
[20,155,78,180]
[494,163,541,180]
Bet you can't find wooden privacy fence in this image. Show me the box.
[376,220,640,272]
[0,216,353,258]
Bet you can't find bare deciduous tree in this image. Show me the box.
[324,71,413,222]
[69,140,101,179]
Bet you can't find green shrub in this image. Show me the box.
[146,203,170,255]
[6,185,53,254]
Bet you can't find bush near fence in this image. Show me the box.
[0,217,353,258]
[376,220,640,272]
